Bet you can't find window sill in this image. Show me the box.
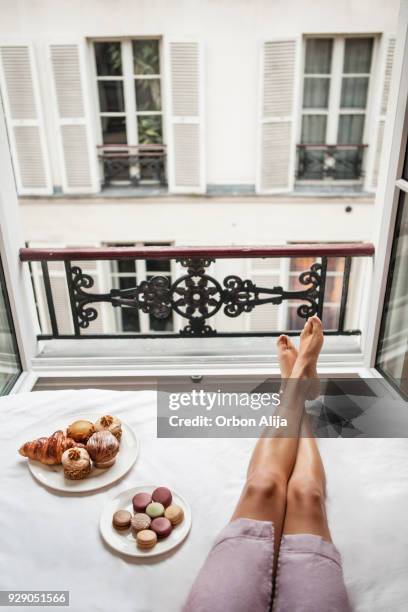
[294,182,373,196]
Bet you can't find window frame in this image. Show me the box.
[106,241,175,334]
[375,181,408,397]
[0,255,23,394]
[91,37,165,183]
[297,33,379,184]
[362,4,408,377]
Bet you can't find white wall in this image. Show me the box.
[21,196,374,245]
[0,0,400,187]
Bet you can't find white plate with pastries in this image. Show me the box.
[100,485,192,558]
[20,414,139,494]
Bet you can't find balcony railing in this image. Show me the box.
[20,244,374,340]
[97,144,167,187]
[297,144,367,181]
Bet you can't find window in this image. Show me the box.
[298,36,374,181]
[0,256,21,394]
[377,158,408,395]
[109,243,173,333]
[94,39,164,184]
[287,257,345,330]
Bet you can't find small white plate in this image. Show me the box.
[28,422,138,494]
[100,485,192,558]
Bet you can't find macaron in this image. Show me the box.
[136,529,157,550]
[164,504,184,526]
[152,486,172,508]
[132,492,152,513]
[151,517,172,539]
[112,509,132,531]
[131,513,151,537]
[146,502,165,518]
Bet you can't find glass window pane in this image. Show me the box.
[118,260,136,274]
[327,257,345,272]
[301,115,327,144]
[340,77,369,108]
[290,257,316,272]
[149,311,173,332]
[337,114,365,144]
[145,243,171,271]
[133,40,160,75]
[303,78,330,109]
[94,42,122,76]
[98,81,124,113]
[101,116,127,144]
[0,257,21,394]
[288,304,339,330]
[135,79,161,111]
[305,38,333,74]
[324,276,343,302]
[146,260,171,272]
[344,38,373,73]
[101,117,127,144]
[377,191,408,393]
[322,305,340,330]
[118,277,140,332]
[137,115,163,144]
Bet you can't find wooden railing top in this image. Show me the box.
[20,243,375,262]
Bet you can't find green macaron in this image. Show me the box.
[146,502,165,518]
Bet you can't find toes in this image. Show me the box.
[311,314,322,327]
[302,318,313,335]
[286,337,297,352]
[277,334,288,349]
[310,315,323,334]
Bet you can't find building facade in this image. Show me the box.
[0,0,400,338]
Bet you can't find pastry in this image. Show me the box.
[94,415,122,441]
[152,486,172,508]
[86,431,119,468]
[136,529,157,550]
[112,509,132,531]
[151,517,172,539]
[146,502,165,518]
[61,447,91,480]
[164,504,184,526]
[131,513,151,537]
[132,492,152,513]
[18,430,81,465]
[67,420,94,443]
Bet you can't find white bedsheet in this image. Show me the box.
[0,389,407,612]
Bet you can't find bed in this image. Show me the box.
[1,389,407,611]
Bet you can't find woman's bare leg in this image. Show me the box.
[231,316,324,562]
[281,326,331,541]
[283,414,331,541]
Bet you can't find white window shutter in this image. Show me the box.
[249,256,287,332]
[0,45,52,195]
[257,39,298,194]
[166,41,205,193]
[30,242,107,335]
[367,35,396,191]
[49,44,98,194]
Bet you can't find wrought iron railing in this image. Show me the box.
[97,144,167,186]
[20,244,374,340]
[297,144,367,181]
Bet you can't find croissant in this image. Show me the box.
[18,430,82,465]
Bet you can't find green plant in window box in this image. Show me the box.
[138,116,162,144]
[133,40,160,75]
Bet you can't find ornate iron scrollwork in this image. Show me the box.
[66,257,326,336]
[71,266,100,329]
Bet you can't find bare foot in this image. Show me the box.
[291,315,324,380]
[277,335,298,379]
